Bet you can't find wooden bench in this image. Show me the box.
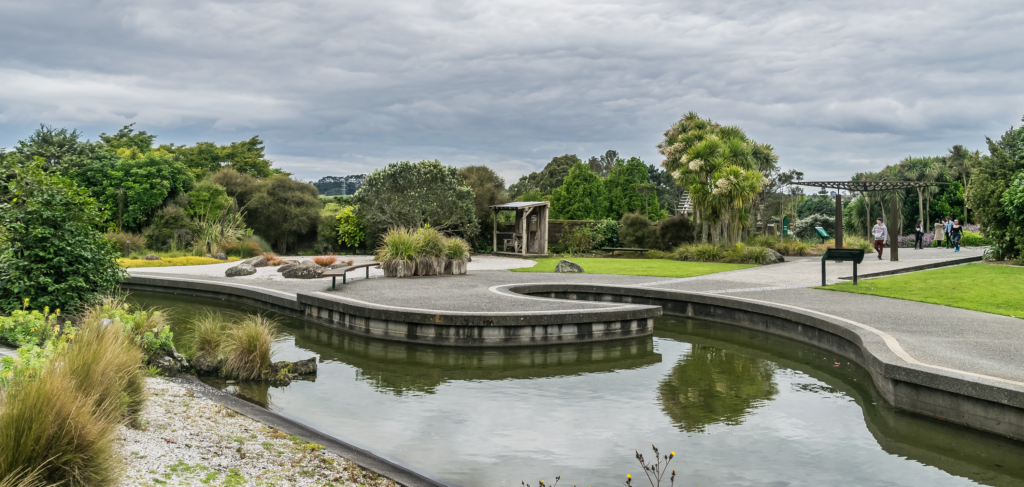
[322,263,381,289]
[602,247,652,257]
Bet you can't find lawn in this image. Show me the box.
[118,256,241,268]
[511,257,755,278]
[819,263,1024,318]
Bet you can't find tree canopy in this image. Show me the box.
[550,161,607,220]
[243,175,322,254]
[14,124,97,172]
[606,156,660,220]
[507,154,580,199]
[457,165,508,238]
[967,116,1024,258]
[354,160,479,244]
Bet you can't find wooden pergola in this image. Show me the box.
[490,201,549,257]
[795,181,948,261]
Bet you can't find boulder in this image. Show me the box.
[282,260,325,279]
[244,255,268,267]
[191,352,222,376]
[225,263,257,277]
[766,248,785,264]
[555,259,584,273]
[264,357,318,384]
[147,350,188,376]
[143,254,162,261]
[204,253,213,258]
[213,252,227,260]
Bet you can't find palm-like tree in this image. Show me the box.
[898,156,943,228]
[945,145,976,222]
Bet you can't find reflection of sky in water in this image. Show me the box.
[133,293,1022,487]
[263,338,977,487]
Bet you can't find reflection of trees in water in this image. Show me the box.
[658,344,778,433]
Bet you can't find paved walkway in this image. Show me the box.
[129,246,1024,385]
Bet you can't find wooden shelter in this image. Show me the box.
[490,201,549,257]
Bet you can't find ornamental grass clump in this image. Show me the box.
[414,227,446,276]
[672,243,723,262]
[722,244,771,264]
[442,236,471,275]
[773,240,810,256]
[62,316,147,428]
[376,228,418,277]
[312,254,337,267]
[222,314,279,381]
[187,310,230,357]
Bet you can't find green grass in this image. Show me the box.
[819,263,1024,318]
[511,257,754,278]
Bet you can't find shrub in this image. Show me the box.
[0,305,60,347]
[118,256,240,268]
[960,230,990,247]
[415,227,445,257]
[773,240,810,256]
[619,212,659,249]
[376,228,418,261]
[656,215,694,250]
[79,298,173,361]
[723,244,771,264]
[841,235,873,251]
[249,235,274,255]
[791,214,836,241]
[443,236,471,260]
[745,234,779,249]
[105,231,146,256]
[143,203,193,251]
[312,255,337,266]
[186,311,230,358]
[236,237,263,258]
[0,159,127,313]
[588,219,620,248]
[673,244,723,262]
[222,315,279,381]
[335,205,365,249]
[563,225,596,255]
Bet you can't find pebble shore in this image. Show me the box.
[117,378,398,487]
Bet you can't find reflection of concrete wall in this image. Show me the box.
[293,324,661,395]
[511,283,1024,443]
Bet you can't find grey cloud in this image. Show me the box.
[1,0,1023,182]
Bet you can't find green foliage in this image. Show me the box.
[315,204,343,254]
[0,306,59,347]
[562,225,596,255]
[210,167,257,199]
[656,215,695,250]
[968,117,1024,258]
[13,124,98,172]
[618,212,659,249]
[1000,171,1024,224]
[606,157,660,221]
[673,244,725,262]
[797,195,842,219]
[142,203,192,250]
[71,151,195,230]
[222,315,279,381]
[0,159,127,313]
[791,214,835,241]
[415,227,445,257]
[243,176,321,254]
[167,136,277,179]
[185,179,232,220]
[550,161,608,220]
[722,244,771,264]
[514,189,547,202]
[458,165,508,237]
[335,206,365,248]
[375,228,419,263]
[508,154,580,199]
[588,219,621,248]
[959,230,989,247]
[99,123,156,153]
[81,298,173,360]
[354,160,479,243]
[105,231,146,256]
[442,236,471,260]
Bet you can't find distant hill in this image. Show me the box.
[312,175,366,196]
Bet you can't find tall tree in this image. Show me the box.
[99,123,157,153]
[967,117,1024,258]
[587,150,618,178]
[507,154,580,199]
[244,176,322,254]
[898,156,944,228]
[550,161,607,220]
[945,144,978,223]
[14,124,97,172]
[457,165,508,243]
[605,157,659,220]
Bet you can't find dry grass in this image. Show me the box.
[263,252,285,266]
[312,254,337,266]
[63,317,147,428]
[222,315,279,380]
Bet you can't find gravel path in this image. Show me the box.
[129,254,536,281]
[117,378,397,487]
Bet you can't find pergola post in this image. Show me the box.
[889,193,900,261]
[834,193,843,249]
[492,209,498,253]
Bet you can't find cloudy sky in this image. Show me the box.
[1,0,1022,184]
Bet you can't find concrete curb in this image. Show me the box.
[166,377,448,487]
[838,254,983,280]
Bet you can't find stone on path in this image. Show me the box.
[143,254,162,261]
[225,263,257,277]
[282,260,325,279]
[213,252,227,260]
[555,259,584,273]
[244,255,268,267]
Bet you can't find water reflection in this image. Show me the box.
[658,344,778,433]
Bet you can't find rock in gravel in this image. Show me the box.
[147,350,188,376]
[225,263,256,277]
[555,259,584,273]
[282,260,325,279]
[213,252,227,260]
[277,261,303,273]
[327,261,353,270]
[766,248,785,263]
[143,254,162,261]
[191,351,222,376]
[243,255,268,267]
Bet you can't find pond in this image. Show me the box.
[131,292,1024,487]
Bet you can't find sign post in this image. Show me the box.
[782,216,789,237]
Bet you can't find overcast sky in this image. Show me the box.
[2,0,1022,184]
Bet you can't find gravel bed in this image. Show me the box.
[117,378,397,487]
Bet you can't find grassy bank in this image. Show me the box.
[512,258,754,278]
[118,256,241,268]
[819,264,1024,318]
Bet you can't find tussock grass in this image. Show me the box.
[62,317,147,428]
[443,236,470,260]
[375,228,418,262]
[415,227,445,257]
[744,234,779,249]
[187,311,230,357]
[222,315,279,381]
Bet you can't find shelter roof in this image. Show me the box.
[490,201,550,210]
[796,181,949,192]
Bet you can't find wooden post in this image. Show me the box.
[542,205,549,255]
[889,193,900,261]
[834,193,844,249]
[521,209,528,256]
[492,209,498,253]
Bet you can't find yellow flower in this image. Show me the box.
[670,451,675,457]
[627,474,631,479]
[55,309,60,316]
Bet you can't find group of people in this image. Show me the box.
[871,216,964,260]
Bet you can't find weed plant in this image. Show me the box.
[222,315,279,381]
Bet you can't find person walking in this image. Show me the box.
[914,220,925,249]
[950,219,964,252]
[943,216,954,249]
[872,217,888,260]
[933,219,945,248]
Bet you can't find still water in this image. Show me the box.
[131,292,1024,487]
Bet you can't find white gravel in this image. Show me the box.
[116,378,397,487]
[128,254,537,281]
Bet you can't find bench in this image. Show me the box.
[322,263,381,289]
[821,248,865,286]
[602,247,652,257]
